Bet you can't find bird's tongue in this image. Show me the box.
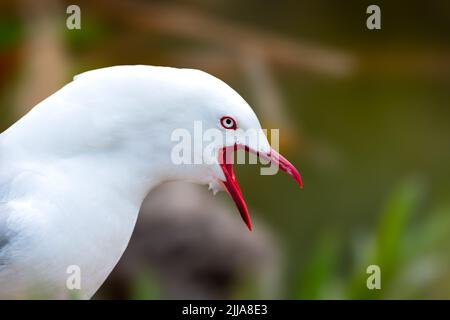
[219,146,302,231]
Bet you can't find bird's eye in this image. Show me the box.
[220,116,237,130]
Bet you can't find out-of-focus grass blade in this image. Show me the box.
[347,178,424,298]
[295,233,340,299]
[404,204,450,258]
[374,178,424,277]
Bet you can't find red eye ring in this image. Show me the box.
[220,116,237,130]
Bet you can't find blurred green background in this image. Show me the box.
[0,0,449,299]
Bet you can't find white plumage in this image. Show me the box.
[0,65,300,299]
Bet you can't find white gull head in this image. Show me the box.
[0,65,301,299]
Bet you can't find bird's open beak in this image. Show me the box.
[219,145,302,231]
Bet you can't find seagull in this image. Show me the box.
[0,65,302,299]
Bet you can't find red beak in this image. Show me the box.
[219,145,303,231]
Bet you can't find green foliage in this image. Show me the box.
[296,234,340,299]
[346,178,423,299]
[295,178,450,299]
[374,179,423,274]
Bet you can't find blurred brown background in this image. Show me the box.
[0,0,449,299]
